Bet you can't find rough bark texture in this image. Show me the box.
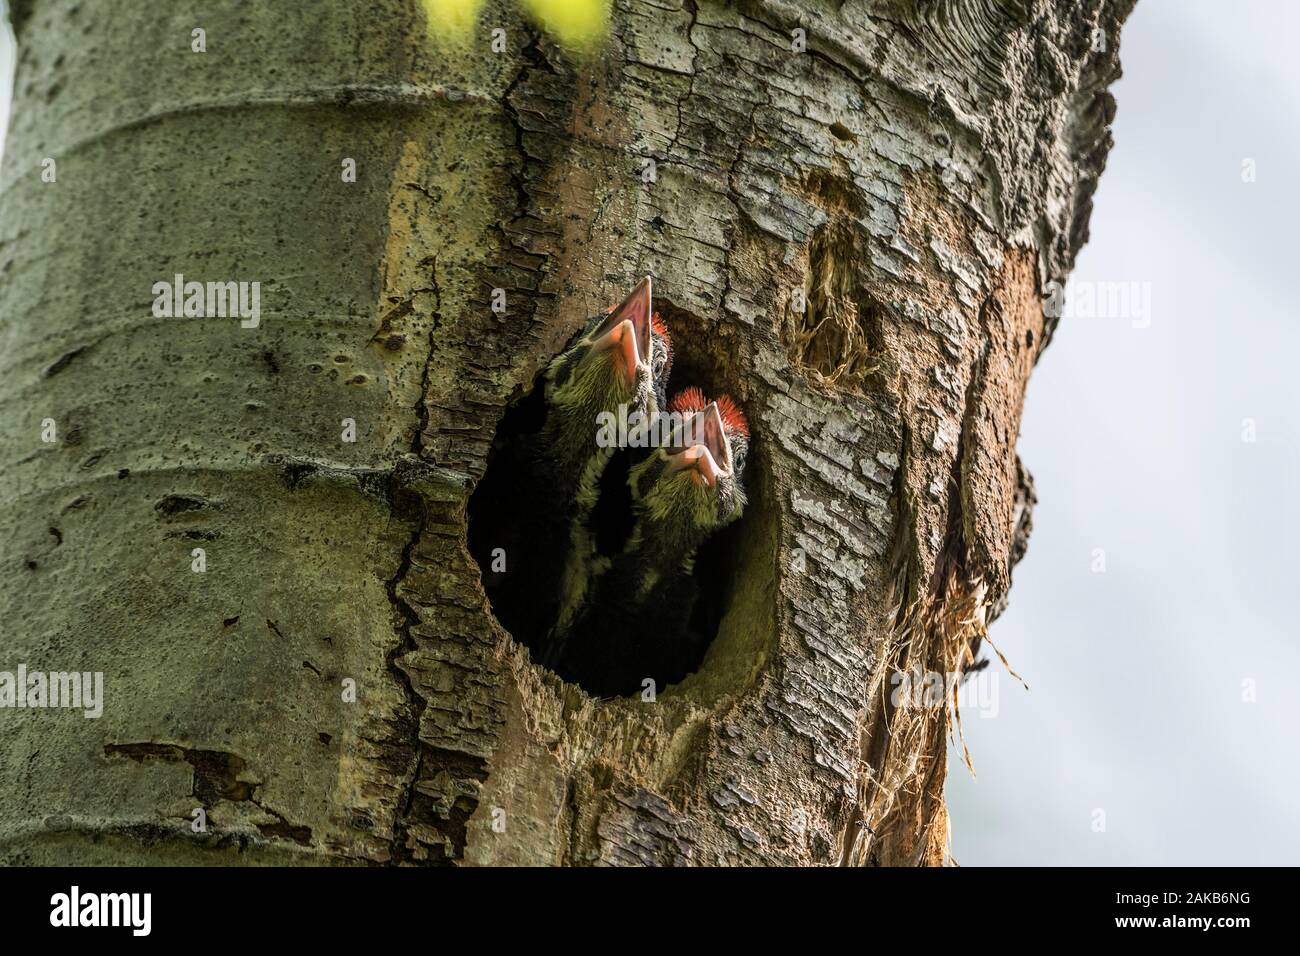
[0,0,1133,865]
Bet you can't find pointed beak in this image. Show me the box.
[665,443,720,487]
[593,318,643,387]
[592,277,652,387]
[698,402,732,475]
[665,402,732,487]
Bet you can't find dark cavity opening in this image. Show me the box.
[467,308,750,700]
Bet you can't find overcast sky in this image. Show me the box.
[1,2,1293,865]
[946,0,1300,864]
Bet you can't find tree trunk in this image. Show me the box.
[0,0,1133,865]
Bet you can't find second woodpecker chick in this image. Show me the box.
[551,387,749,695]
[629,386,749,555]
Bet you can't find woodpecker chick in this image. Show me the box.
[538,276,672,505]
[550,388,749,695]
[529,278,673,663]
[632,387,749,546]
[612,387,748,601]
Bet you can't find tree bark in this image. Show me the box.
[0,0,1133,865]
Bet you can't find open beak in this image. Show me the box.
[665,403,730,488]
[665,444,720,487]
[592,318,643,387]
[699,402,732,475]
[592,277,652,387]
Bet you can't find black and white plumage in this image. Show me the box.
[537,276,672,521]
[476,278,672,654]
[549,387,749,695]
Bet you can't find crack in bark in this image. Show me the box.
[381,255,443,865]
[382,527,427,864]
[664,0,702,158]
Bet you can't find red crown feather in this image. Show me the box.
[714,394,749,438]
[651,312,669,342]
[668,386,708,415]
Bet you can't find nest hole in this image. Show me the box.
[467,299,767,700]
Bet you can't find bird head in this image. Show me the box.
[632,387,749,535]
[544,276,672,426]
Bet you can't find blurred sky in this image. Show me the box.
[0,2,1293,865]
[946,0,1300,864]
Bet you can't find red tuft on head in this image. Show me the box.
[651,312,670,342]
[715,394,749,438]
[669,386,708,415]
